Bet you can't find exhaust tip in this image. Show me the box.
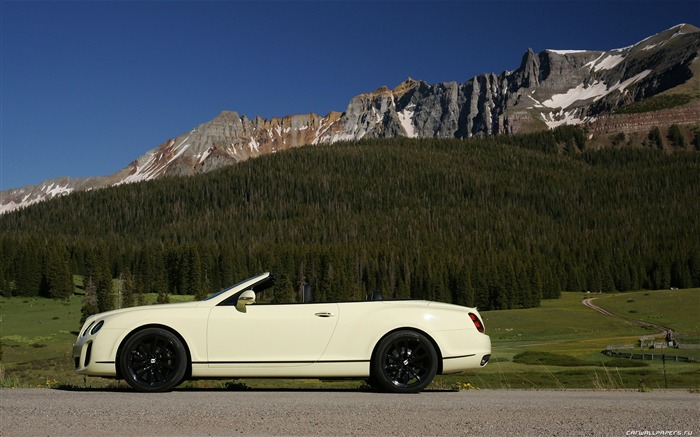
[480,354,491,366]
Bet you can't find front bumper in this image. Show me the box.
[73,325,120,377]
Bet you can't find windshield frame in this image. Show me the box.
[203,272,272,302]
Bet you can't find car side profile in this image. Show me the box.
[73,272,491,393]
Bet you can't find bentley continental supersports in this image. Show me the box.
[74,272,491,393]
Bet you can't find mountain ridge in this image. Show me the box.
[2,23,699,214]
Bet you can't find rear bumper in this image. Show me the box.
[436,331,491,374]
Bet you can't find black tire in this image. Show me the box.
[371,330,438,393]
[118,328,187,392]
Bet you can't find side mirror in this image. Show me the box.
[236,290,256,313]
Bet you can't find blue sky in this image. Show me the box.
[1,0,697,190]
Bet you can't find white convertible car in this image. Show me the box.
[73,272,491,393]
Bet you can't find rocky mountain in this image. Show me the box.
[2,23,698,214]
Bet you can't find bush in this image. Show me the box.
[513,351,590,366]
[614,94,693,114]
[648,127,664,149]
[610,132,626,146]
[604,358,649,368]
[667,124,686,148]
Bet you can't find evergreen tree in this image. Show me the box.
[15,246,42,296]
[396,260,412,299]
[120,268,135,308]
[42,245,73,299]
[670,260,692,289]
[472,259,490,309]
[272,273,295,303]
[89,244,114,312]
[137,245,167,295]
[218,245,236,287]
[81,277,99,324]
[689,250,700,287]
[157,287,170,304]
[180,245,204,300]
[667,124,686,149]
[0,252,7,297]
[648,127,664,149]
[652,261,671,290]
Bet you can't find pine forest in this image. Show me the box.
[1,127,699,320]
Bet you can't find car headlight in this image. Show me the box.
[82,321,95,337]
[90,320,105,335]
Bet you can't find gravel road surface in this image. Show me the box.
[1,388,697,436]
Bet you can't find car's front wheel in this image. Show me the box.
[371,330,438,393]
[118,328,187,392]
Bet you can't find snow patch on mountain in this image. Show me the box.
[539,69,653,122]
[169,137,192,163]
[119,153,160,185]
[586,54,625,71]
[542,109,587,129]
[0,201,24,214]
[44,182,74,197]
[0,181,74,213]
[547,49,588,54]
[198,147,213,164]
[398,106,417,138]
[248,137,260,152]
[541,82,609,109]
[610,70,653,93]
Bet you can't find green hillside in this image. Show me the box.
[1,130,699,315]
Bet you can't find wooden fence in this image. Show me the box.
[602,349,699,363]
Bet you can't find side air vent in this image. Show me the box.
[84,342,93,367]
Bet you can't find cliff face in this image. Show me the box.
[2,24,699,214]
[318,23,699,138]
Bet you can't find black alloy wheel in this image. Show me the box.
[371,330,438,393]
[119,328,187,392]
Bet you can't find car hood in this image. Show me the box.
[85,301,204,323]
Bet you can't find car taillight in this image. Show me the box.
[469,313,484,333]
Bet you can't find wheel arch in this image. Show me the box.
[115,323,193,381]
[370,327,444,376]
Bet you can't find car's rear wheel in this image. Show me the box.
[118,328,187,392]
[371,330,438,393]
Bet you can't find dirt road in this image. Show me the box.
[1,388,697,436]
[582,296,674,341]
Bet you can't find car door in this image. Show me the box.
[206,303,339,367]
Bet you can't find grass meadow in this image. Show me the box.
[455,289,700,390]
[1,287,698,391]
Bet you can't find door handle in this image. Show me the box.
[315,312,335,318]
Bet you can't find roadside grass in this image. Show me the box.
[0,291,195,389]
[1,288,698,390]
[456,289,700,390]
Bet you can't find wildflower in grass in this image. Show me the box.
[40,378,59,388]
[453,381,480,391]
